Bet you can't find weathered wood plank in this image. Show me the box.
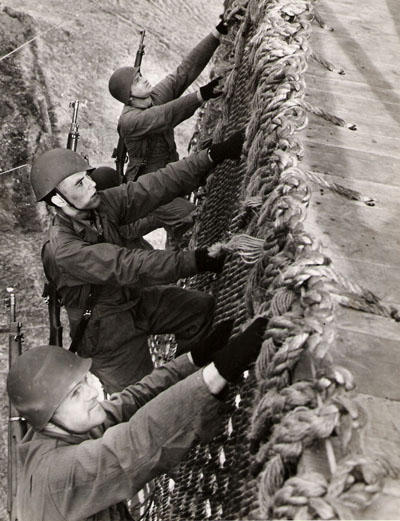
[337,308,400,341]
[309,4,400,87]
[316,0,400,31]
[328,255,400,308]
[306,74,400,107]
[296,308,400,401]
[304,87,400,138]
[305,184,400,272]
[293,1,400,518]
[333,326,400,400]
[302,121,400,163]
[301,140,400,187]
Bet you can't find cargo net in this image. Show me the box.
[144,0,398,519]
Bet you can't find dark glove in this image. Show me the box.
[216,18,229,35]
[191,320,234,366]
[209,130,245,164]
[199,77,222,101]
[195,247,226,273]
[212,317,268,382]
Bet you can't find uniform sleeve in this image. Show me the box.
[47,368,224,520]
[120,92,201,138]
[120,213,162,240]
[100,355,196,425]
[53,230,198,286]
[152,32,220,104]
[103,149,212,224]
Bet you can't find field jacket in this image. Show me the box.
[118,32,220,177]
[45,150,212,326]
[16,355,224,521]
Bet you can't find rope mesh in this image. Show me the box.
[145,0,397,518]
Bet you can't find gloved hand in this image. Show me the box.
[209,130,245,164]
[199,77,223,101]
[212,316,268,382]
[216,17,229,35]
[195,247,226,273]
[191,320,234,367]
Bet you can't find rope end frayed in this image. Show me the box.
[208,234,266,264]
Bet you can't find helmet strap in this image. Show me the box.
[54,187,87,212]
[49,416,90,436]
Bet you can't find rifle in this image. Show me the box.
[43,280,63,346]
[66,100,80,151]
[42,101,81,346]
[112,30,146,183]
[134,30,146,68]
[7,288,26,521]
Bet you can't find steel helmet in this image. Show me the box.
[108,66,139,104]
[30,148,95,202]
[90,166,120,190]
[7,345,92,431]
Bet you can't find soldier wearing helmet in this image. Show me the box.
[7,318,267,521]
[108,19,229,243]
[32,129,244,394]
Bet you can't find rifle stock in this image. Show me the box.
[7,290,26,521]
[44,99,82,347]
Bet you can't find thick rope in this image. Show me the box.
[143,0,396,518]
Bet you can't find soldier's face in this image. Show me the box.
[130,72,152,99]
[52,374,106,433]
[57,171,101,210]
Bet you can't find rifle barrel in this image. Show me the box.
[7,290,26,521]
[134,30,146,68]
[67,100,80,151]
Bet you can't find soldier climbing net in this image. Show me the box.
[146,0,397,519]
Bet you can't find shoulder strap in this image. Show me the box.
[41,239,63,347]
[69,285,102,353]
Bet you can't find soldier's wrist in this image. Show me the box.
[211,28,221,39]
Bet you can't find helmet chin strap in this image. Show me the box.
[50,416,90,435]
[54,187,89,213]
[130,96,152,109]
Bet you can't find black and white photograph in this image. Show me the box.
[0,1,399,520]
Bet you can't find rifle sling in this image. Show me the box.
[69,285,102,353]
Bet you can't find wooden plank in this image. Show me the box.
[328,255,400,308]
[304,87,400,138]
[315,7,400,38]
[301,140,400,187]
[296,309,400,401]
[302,121,400,162]
[306,74,400,107]
[304,91,400,139]
[293,1,400,518]
[307,56,400,91]
[336,306,400,341]
[305,183,400,270]
[316,0,400,27]
[308,9,400,87]
[310,30,400,75]
[333,328,400,400]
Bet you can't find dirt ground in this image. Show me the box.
[0,0,222,516]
